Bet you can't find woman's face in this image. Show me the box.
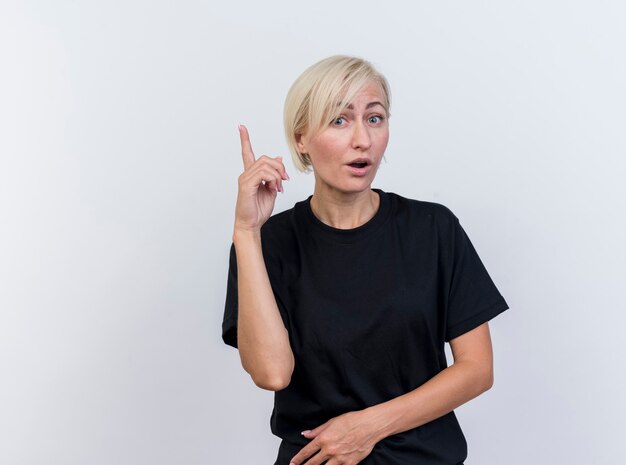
[297,80,389,195]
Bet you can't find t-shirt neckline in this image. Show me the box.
[300,188,391,243]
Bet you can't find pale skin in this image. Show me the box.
[232,124,294,390]
[233,80,496,465]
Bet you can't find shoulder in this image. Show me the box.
[385,190,459,229]
[257,200,305,257]
[260,202,299,237]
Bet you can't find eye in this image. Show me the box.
[332,116,346,126]
[368,115,384,124]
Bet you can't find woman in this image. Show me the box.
[222,55,509,465]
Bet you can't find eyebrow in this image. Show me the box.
[345,101,386,110]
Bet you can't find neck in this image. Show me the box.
[310,186,380,230]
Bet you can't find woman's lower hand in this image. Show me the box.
[234,124,290,235]
[289,410,380,465]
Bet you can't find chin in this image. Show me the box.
[335,180,375,194]
[315,170,377,194]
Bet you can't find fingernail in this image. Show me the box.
[301,430,310,435]
[285,172,290,180]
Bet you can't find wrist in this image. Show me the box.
[232,227,262,244]
[361,404,395,443]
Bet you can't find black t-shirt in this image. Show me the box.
[222,188,509,465]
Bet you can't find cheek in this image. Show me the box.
[317,139,345,159]
[377,132,390,151]
[309,141,341,171]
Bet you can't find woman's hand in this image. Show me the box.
[289,411,380,465]
[234,124,289,235]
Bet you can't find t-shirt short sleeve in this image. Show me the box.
[444,215,509,342]
[222,242,239,348]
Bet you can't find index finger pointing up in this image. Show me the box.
[239,124,256,169]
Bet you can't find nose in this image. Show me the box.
[351,120,372,151]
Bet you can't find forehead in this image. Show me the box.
[343,81,387,110]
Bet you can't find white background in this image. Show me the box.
[1,1,624,464]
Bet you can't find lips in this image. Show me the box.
[346,158,371,168]
[345,159,371,176]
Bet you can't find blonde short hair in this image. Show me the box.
[283,55,391,172]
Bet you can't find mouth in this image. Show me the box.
[345,158,372,176]
[346,158,371,169]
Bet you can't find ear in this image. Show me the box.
[295,133,307,154]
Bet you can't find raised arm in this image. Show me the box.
[232,125,294,391]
